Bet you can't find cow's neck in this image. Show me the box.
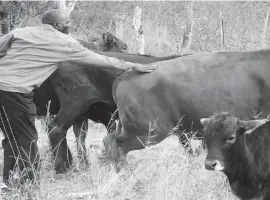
[225,143,265,199]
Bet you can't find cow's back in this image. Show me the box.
[115,50,270,148]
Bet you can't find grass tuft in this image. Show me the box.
[0,120,237,200]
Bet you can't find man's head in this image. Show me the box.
[42,9,71,34]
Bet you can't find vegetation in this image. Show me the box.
[0,121,237,200]
[1,1,270,54]
[0,1,267,199]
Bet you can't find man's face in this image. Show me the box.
[54,19,71,34]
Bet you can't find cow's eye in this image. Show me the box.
[227,135,236,143]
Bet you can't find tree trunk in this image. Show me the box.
[0,12,9,35]
[133,6,145,55]
[179,1,194,54]
[17,9,34,28]
[58,0,77,17]
[16,3,36,28]
[260,8,270,49]
[0,2,10,35]
[219,8,225,50]
[115,13,125,41]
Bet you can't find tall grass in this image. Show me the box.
[0,119,237,200]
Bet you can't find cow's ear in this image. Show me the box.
[200,118,210,127]
[238,119,269,134]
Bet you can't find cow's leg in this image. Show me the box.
[103,134,150,172]
[73,116,89,167]
[111,120,125,172]
[102,120,146,172]
[103,136,127,172]
[48,73,100,173]
[48,95,95,174]
[103,117,170,172]
[48,118,73,174]
[263,175,270,200]
[102,119,123,172]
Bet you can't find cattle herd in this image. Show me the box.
[31,33,270,200]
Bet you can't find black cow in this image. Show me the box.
[35,32,128,166]
[101,49,270,172]
[201,112,270,200]
[34,51,184,173]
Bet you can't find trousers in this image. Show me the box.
[0,89,40,185]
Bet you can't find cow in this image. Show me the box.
[77,32,128,52]
[200,112,270,200]
[36,32,128,166]
[34,51,185,173]
[101,48,270,172]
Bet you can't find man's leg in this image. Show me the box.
[0,90,40,185]
[0,107,18,185]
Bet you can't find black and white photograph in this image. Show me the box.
[0,0,269,199]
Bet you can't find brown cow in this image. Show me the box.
[36,51,184,174]
[38,32,128,167]
[101,49,270,173]
[201,112,270,200]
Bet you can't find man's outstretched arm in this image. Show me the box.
[66,40,157,73]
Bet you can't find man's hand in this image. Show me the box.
[124,62,157,73]
[132,63,157,73]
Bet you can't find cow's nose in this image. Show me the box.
[204,160,218,170]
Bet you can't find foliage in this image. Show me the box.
[0,123,237,200]
[2,1,270,55]
[69,1,270,55]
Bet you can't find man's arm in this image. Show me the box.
[0,33,14,59]
[66,40,157,73]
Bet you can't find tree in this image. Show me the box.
[0,1,58,34]
[260,7,270,49]
[179,1,194,54]
[17,1,57,28]
[133,6,145,54]
[0,1,18,35]
[57,0,77,17]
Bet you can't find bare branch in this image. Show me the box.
[219,8,225,50]
[17,15,33,28]
[17,3,35,28]
[260,8,270,49]
[180,1,194,54]
[115,13,125,40]
[58,0,68,11]
[58,0,77,16]
[133,6,145,54]
[66,1,77,15]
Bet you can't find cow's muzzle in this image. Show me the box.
[204,159,224,171]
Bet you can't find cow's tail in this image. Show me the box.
[98,132,120,166]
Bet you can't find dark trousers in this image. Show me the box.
[0,90,40,185]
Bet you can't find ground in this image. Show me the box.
[0,120,238,200]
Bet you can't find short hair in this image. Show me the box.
[41,9,68,24]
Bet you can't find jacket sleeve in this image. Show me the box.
[0,33,14,59]
[66,40,133,70]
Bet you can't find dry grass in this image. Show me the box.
[0,120,238,200]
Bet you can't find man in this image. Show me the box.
[0,9,156,186]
